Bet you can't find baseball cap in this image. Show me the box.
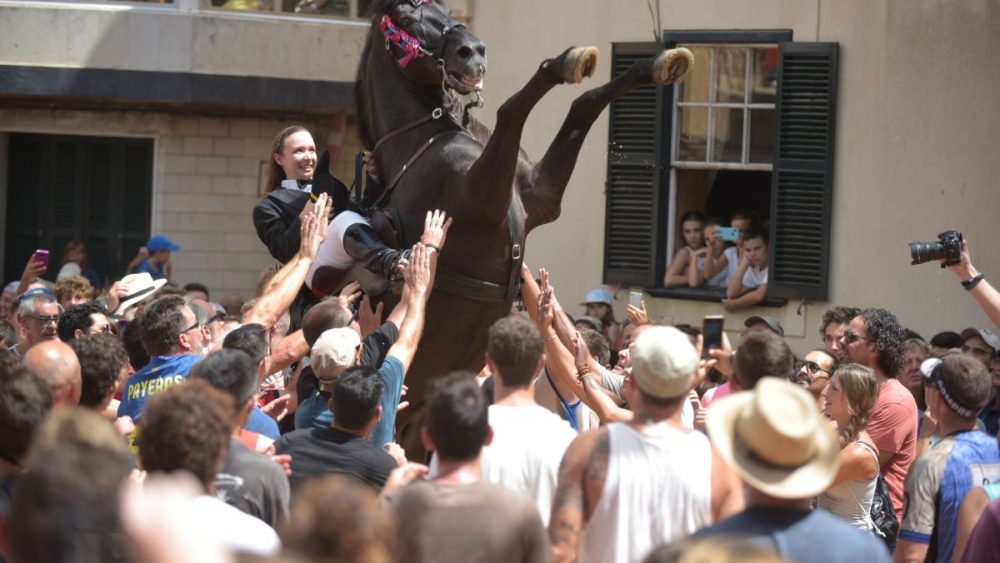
[629,326,698,399]
[744,315,784,337]
[147,235,181,253]
[311,328,362,384]
[960,327,1000,355]
[16,287,58,306]
[581,288,613,306]
[920,355,989,418]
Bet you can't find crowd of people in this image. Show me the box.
[1,123,1000,563]
[661,210,770,312]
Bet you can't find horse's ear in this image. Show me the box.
[316,148,331,175]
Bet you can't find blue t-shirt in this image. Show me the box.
[900,430,1000,562]
[135,260,166,280]
[293,356,405,448]
[695,507,891,563]
[245,405,281,441]
[118,354,202,421]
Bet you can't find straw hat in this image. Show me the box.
[113,273,168,315]
[706,377,841,499]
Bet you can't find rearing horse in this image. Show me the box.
[356,0,692,448]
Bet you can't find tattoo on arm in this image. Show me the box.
[584,432,610,505]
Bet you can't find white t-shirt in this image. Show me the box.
[192,495,281,556]
[481,404,577,526]
[723,246,740,287]
[742,264,768,288]
[697,252,730,288]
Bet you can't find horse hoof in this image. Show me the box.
[652,47,694,85]
[562,46,600,84]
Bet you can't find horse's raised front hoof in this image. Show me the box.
[652,47,694,85]
[561,46,600,84]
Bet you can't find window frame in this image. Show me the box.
[603,31,837,305]
[657,31,791,306]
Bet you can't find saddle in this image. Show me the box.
[309,157,404,299]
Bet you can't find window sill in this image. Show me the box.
[644,287,788,308]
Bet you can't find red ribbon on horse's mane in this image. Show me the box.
[380,14,426,69]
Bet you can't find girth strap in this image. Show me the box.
[505,203,525,302]
[433,204,524,303]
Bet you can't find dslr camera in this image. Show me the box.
[909,230,963,268]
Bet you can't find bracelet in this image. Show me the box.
[424,243,441,252]
[545,332,559,342]
[576,368,593,384]
[962,273,985,291]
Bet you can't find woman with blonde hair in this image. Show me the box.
[818,363,881,532]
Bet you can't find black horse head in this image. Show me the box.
[369,0,487,96]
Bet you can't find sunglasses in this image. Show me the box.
[797,360,830,376]
[89,323,114,334]
[840,331,869,345]
[795,360,830,385]
[23,313,61,324]
[181,319,201,333]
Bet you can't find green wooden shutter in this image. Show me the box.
[116,140,154,278]
[3,134,152,285]
[4,134,47,281]
[603,42,669,287]
[767,42,839,300]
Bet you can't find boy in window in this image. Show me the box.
[722,227,768,312]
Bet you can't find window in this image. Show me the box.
[207,0,372,18]
[3,134,153,287]
[674,45,777,167]
[602,32,838,303]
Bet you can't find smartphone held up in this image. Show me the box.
[32,249,50,274]
[701,315,724,359]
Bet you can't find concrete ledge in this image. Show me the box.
[0,65,353,118]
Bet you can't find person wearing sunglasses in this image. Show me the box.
[56,302,113,342]
[838,308,917,524]
[795,349,838,402]
[6,287,62,360]
[117,295,206,424]
[959,327,1000,370]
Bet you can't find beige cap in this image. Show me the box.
[311,328,361,384]
[629,326,698,399]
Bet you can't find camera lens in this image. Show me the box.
[910,242,944,265]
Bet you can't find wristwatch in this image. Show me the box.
[962,273,985,291]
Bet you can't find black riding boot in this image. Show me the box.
[342,223,409,281]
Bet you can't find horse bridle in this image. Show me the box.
[380,0,466,71]
[367,2,524,303]
[370,0,476,198]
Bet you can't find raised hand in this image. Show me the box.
[336,281,363,309]
[299,193,329,261]
[357,294,384,336]
[420,209,453,251]
[401,243,433,295]
[626,301,649,325]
